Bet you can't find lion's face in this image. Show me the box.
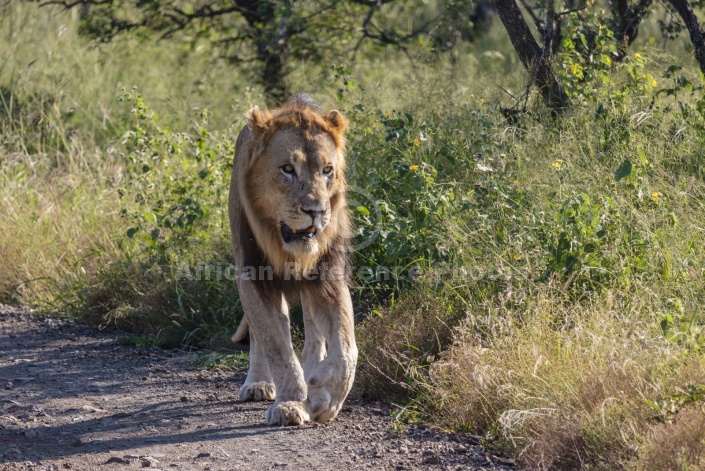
[235,102,350,276]
[254,128,343,257]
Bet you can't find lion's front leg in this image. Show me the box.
[301,286,358,423]
[238,280,309,426]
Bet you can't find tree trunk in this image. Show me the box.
[237,0,289,103]
[258,44,289,104]
[665,0,705,74]
[614,0,652,59]
[493,0,569,112]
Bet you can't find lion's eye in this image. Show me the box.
[322,165,333,175]
[281,164,295,174]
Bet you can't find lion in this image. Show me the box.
[228,94,357,426]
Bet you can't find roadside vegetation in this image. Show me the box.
[2,2,705,469]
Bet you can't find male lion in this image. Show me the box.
[228,94,357,426]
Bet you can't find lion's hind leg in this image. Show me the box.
[302,307,327,383]
[233,316,276,401]
[237,328,276,401]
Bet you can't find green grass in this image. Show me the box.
[3,2,705,469]
[191,352,250,370]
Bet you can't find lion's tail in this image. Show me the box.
[231,317,249,343]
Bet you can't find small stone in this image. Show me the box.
[105,457,130,465]
[454,445,467,454]
[22,429,38,438]
[140,456,159,467]
[495,456,516,465]
[196,452,211,459]
[180,396,189,403]
[422,451,440,464]
[4,448,22,459]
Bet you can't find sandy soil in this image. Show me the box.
[0,305,517,471]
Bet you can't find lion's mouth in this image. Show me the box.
[280,223,318,244]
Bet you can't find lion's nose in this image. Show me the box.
[300,207,325,219]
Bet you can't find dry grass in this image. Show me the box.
[636,405,705,471]
[355,288,460,400]
[0,150,121,307]
[430,287,705,470]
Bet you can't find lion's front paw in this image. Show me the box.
[306,385,342,423]
[237,381,276,402]
[265,401,310,426]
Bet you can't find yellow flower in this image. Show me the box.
[513,254,522,261]
[651,192,661,201]
[480,98,485,104]
[513,180,520,185]
[552,160,564,169]
[634,53,642,59]
[571,63,583,76]
[410,165,419,171]
[413,138,421,147]
[652,80,658,88]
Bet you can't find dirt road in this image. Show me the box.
[0,305,515,471]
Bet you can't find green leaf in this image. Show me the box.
[141,212,157,224]
[356,206,370,216]
[614,160,632,181]
[643,399,662,412]
[637,147,648,165]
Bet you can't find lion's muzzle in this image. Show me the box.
[280,223,319,244]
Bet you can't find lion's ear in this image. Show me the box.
[324,110,348,134]
[248,106,271,136]
[247,106,271,163]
